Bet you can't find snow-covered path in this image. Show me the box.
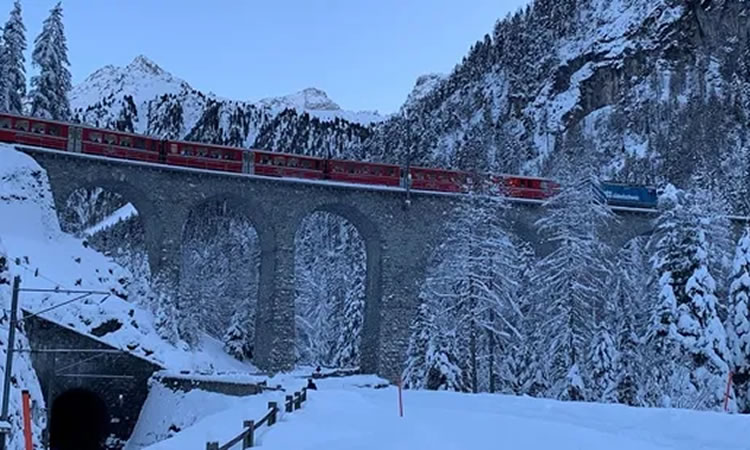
[143,376,749,450]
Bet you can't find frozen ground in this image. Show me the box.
[136,374,748,450]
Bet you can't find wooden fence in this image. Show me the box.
[206,387,308,450]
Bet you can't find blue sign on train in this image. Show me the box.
[600,182,658,209]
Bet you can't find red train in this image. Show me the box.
[0,112,560,200]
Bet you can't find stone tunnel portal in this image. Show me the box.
[50,388,110,450]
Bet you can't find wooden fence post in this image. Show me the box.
[206,442,219,450]
[294,392,301,410]
[268,402,277,426]
[285,395,293,413]
[243,420,255,448]
[301,387,307,402]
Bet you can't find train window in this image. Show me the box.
[170,143,178,154]
[182,146,193,156]
[47,124,59,136]
[14,120,29,131]
[31,123,46,134]
[273,156,285,166]
[134,138,146,149]
[260,155,271,164]
[288,158,298,168]
[119,136,132,147]
[105,134,117,144]
[89,132,102,143]
[0,118,11,129]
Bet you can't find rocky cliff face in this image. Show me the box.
[358,0,750,210]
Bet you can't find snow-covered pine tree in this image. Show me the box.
[29,2,71,120]
[0,0,26,114]
[645,185,735,410]
[589,320,618,403]
[610,244,646,406]
[154,294,180,346]
[616,312,644,406]
[331,268,365,368]
[513,241,550,397]
[727,228,750,412]
[532,149,615,401]
[675,188,734,411]
[402,301,434,389]
[223,302,253,361]
[418,175,523,393]
[294,212,366,367]
[645,184,689,407]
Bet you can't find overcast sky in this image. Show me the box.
[20,0,530,114]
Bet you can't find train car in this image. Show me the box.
[327,160,401,187]
[252,150,325,179]
[82,127,162,163]
[409,167,467,192]
[165,140,244,172]
[600,181,658,209]
[501,175,560,200]
[0,113,70,151]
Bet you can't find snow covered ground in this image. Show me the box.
[135,375,748,450]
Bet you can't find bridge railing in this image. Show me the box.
[205,387,308,449]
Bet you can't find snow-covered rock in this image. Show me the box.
[403,73,446,110]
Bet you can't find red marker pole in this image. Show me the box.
[21,390,32,450]
[724,372,734,412]
[397,376,404,417]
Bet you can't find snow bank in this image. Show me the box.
[139,376,748,450]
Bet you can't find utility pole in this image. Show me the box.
[403,111,413,207]
[0,276,21,450]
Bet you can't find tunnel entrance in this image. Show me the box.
[50,388,110,450]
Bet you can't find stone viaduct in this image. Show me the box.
[19,146,657,380]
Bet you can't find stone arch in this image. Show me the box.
[180,194,274,355]
[291,202,382,373]
[50,388,109,450]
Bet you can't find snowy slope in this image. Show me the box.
[0,144,256,372]
[83,202,137,236]
[139,375,748,450]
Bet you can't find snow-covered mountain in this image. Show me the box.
[70,55,381,157]
[356,0,750,213]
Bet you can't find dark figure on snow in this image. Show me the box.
[313,366,322,378]
[307,378,318,390]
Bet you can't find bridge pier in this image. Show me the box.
[254,229,296,373]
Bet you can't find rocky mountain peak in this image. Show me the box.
[126,55,168,77]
